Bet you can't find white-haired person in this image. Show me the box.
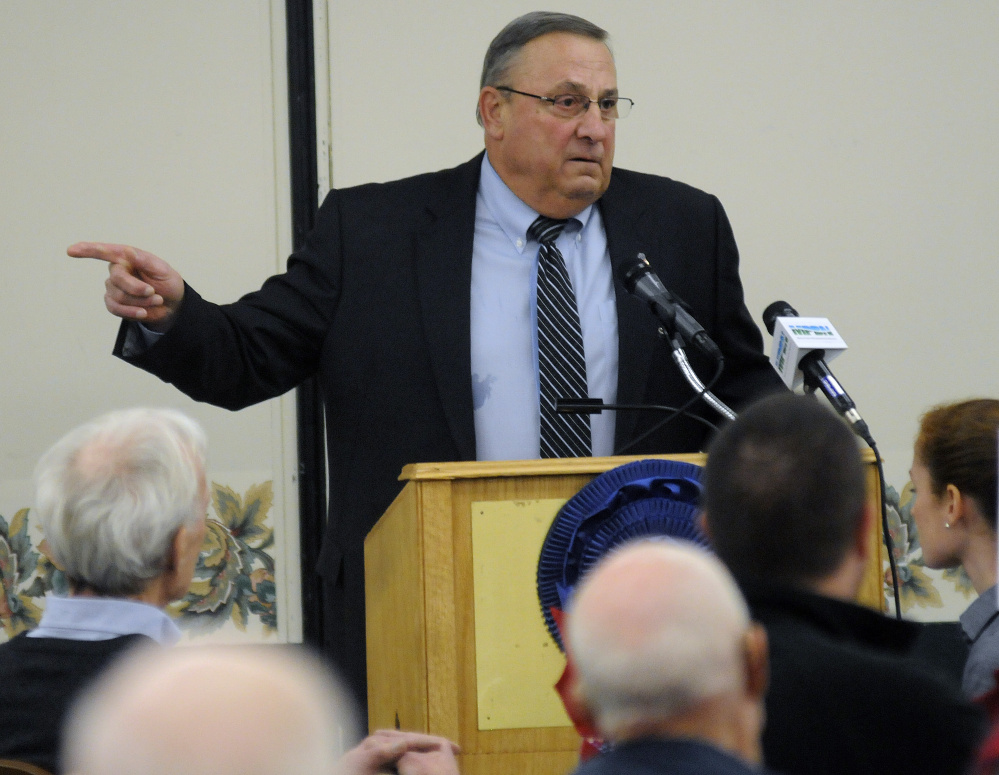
[0,408,210,773]
[561,540,777,775]
[61,644,460,775]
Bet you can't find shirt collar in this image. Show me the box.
[479,152,593,253]
[29,595,182,646]
[961,584,999,643]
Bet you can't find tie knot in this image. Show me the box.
[528,216,568,246]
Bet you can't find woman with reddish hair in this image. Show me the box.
[910,398,999,700]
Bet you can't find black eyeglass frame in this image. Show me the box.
[495,86,634,119]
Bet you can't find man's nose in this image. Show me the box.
[577,100,610,139]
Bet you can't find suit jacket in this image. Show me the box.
[573,738,780,775]
[744,581,986,775]
[116,152,782,706]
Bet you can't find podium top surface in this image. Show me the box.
[399,453,704,481]
[400,447,878,482]
[399,454,704,481]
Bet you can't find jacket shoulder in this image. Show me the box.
[607,166,719,206]
[323,153,483,211]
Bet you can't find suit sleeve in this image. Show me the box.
[113,189,347,410]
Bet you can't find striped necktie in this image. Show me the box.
[529,215,592,458]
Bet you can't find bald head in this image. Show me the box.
[63,646,357,775]
[565,541,765,749]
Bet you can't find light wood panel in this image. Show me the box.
[365,452,885,775]
[364,484,428,732]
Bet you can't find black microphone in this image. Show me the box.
[762,301,873,443]
[618,253,722,360]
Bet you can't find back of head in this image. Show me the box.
[33,407,207,596]
[702,393,866,587]
[477,11,609,124]
[915,398,999,529]
[63,644,356,775]
[566,540,751,739]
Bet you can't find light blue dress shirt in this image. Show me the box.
[26,595,182,646]
[471,154,618,460]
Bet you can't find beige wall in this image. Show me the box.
[0,1,300,641]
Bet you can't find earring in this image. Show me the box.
[945,522,951,529]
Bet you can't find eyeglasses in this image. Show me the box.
[496,86,634,120]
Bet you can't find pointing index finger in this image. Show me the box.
[67,242,135,267]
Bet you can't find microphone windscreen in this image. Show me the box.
[762,300,799,335]
[615,255,649,293]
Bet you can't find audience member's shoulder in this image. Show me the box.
[756,585,986,748]
[763,612,985,775]
[744,580,920,650]
[572,738,776,775]
[0,632,152,667]
[0,631,29,660]
[747,583,965,695]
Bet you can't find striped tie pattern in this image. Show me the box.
[529,215,592,458]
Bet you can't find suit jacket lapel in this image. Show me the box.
[413,153,483,461]
[599,172,662,451]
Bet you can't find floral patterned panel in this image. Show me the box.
[0,508,47,638]
[883,481,973,616]
[0,481,277,641]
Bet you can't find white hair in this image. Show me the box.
[566,540,751,738]
[33,407,207,596]
[62,645,356,775]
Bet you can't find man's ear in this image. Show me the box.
[697,510,712,542]
[560,658,599,734]
[479,87,506,140]
[163,523,200,600]
[742,623,769,703]
[165,526,184,574]
[854,502,875,562]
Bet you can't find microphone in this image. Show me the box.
[762,301,872,443]
[618,253,722,361]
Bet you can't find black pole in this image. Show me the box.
[285,0,326,649]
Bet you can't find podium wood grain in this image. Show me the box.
[364,452,884,775]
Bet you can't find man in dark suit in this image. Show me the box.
[561,540,778,775]
[701,393,986,775]
[70,12,781,711]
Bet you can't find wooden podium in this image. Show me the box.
[364,452,885,775]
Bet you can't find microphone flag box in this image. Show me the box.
[771,317,848,389]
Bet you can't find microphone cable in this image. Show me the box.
[613,344,725,456]
[867,435,901,619]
